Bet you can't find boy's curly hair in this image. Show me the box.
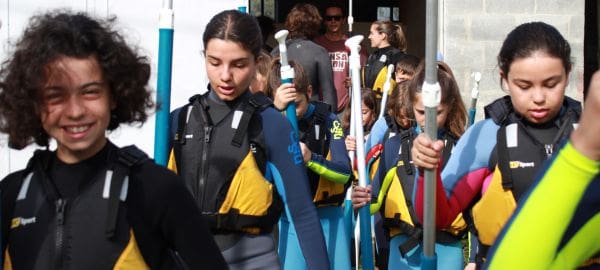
[0,11,154,149]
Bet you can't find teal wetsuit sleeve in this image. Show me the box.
[261,108,330,270]
[365,117,387,151]
[486,142,600,270]
[306,114,351,184]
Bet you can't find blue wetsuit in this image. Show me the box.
[279,102,352,270]
[370,127,463,269]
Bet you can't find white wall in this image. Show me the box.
[0,0,248,178]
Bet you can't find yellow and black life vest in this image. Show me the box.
[362,48,401,99]
[473,96,580,248]
[4,146,150,270]
[168,92,283,235]
[300,101,350,207]
[365,114,406,181]
[378,129,465,256]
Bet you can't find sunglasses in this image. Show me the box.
[324,15,343,21]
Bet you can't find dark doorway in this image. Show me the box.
[251,0,426,57]
[584,0,599,100]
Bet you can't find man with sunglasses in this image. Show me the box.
[315,4,367,115]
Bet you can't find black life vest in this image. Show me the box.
[472,95,581,251]
[299,101,350,207]
[5,146,150,270]
[169,92,283,235]
[486,96,581,203]
[362,47,402,98]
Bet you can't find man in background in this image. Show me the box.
[314,3,367,114]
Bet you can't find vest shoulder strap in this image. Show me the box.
[105,145,149,239]
[248,92,273,111]
[173,94,205,145]
[117,145,149,167]
[496,124,514,189]
[312,101,331,125]
[231,92,273,147]
[440,133,456,169]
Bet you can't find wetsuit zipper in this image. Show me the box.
[199,126,212,212]
[55,198,66,270]
[544,144,553,158]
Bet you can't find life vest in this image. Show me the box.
[300,101,349,207]
[473,96,580,247]
[362,48,401,99]
[168,92,283,235]
[366,114,405,180]
[379,129,465,256]
[4,146,150,270]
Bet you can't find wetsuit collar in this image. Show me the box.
[301,103,316,121]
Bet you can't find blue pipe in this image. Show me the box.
[281,77,299,135]
[153,27,174,166]
[359,206,374,270]
[468,108,476,127]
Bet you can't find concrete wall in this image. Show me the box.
[441,0,584,122]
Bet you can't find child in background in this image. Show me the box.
[352,61,468,269]
[363,20,407,103]
[249,51,272,94]
[266,59,352,270]
[395,54,420,84]
[342,88,379,152]
[365,54,421,153]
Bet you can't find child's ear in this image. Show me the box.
[307,85,313,98]
[499,71,509,91]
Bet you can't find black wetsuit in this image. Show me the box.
[1,141,227,269]
[272,38,337,112]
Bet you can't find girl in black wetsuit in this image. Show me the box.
[363,20,407,103]
[168,10,330,270]
[0,11,226,269]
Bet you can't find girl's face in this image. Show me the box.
[41,55,114,163]
[503,52,568,124]
[368,24,386,49]
[205,38,257,101]
[413,93,448,131]
[362,102,375,128]
[295,93,310,118]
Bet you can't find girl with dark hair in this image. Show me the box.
[411,22,590,268]
[352,62,467,269]
[271,3,338,112]
[341,88,379,136]
[486,71,600,269]
[266,59,352,270]
[0,11,226,269]
[363,20,407,102]
[167,10,329,269]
